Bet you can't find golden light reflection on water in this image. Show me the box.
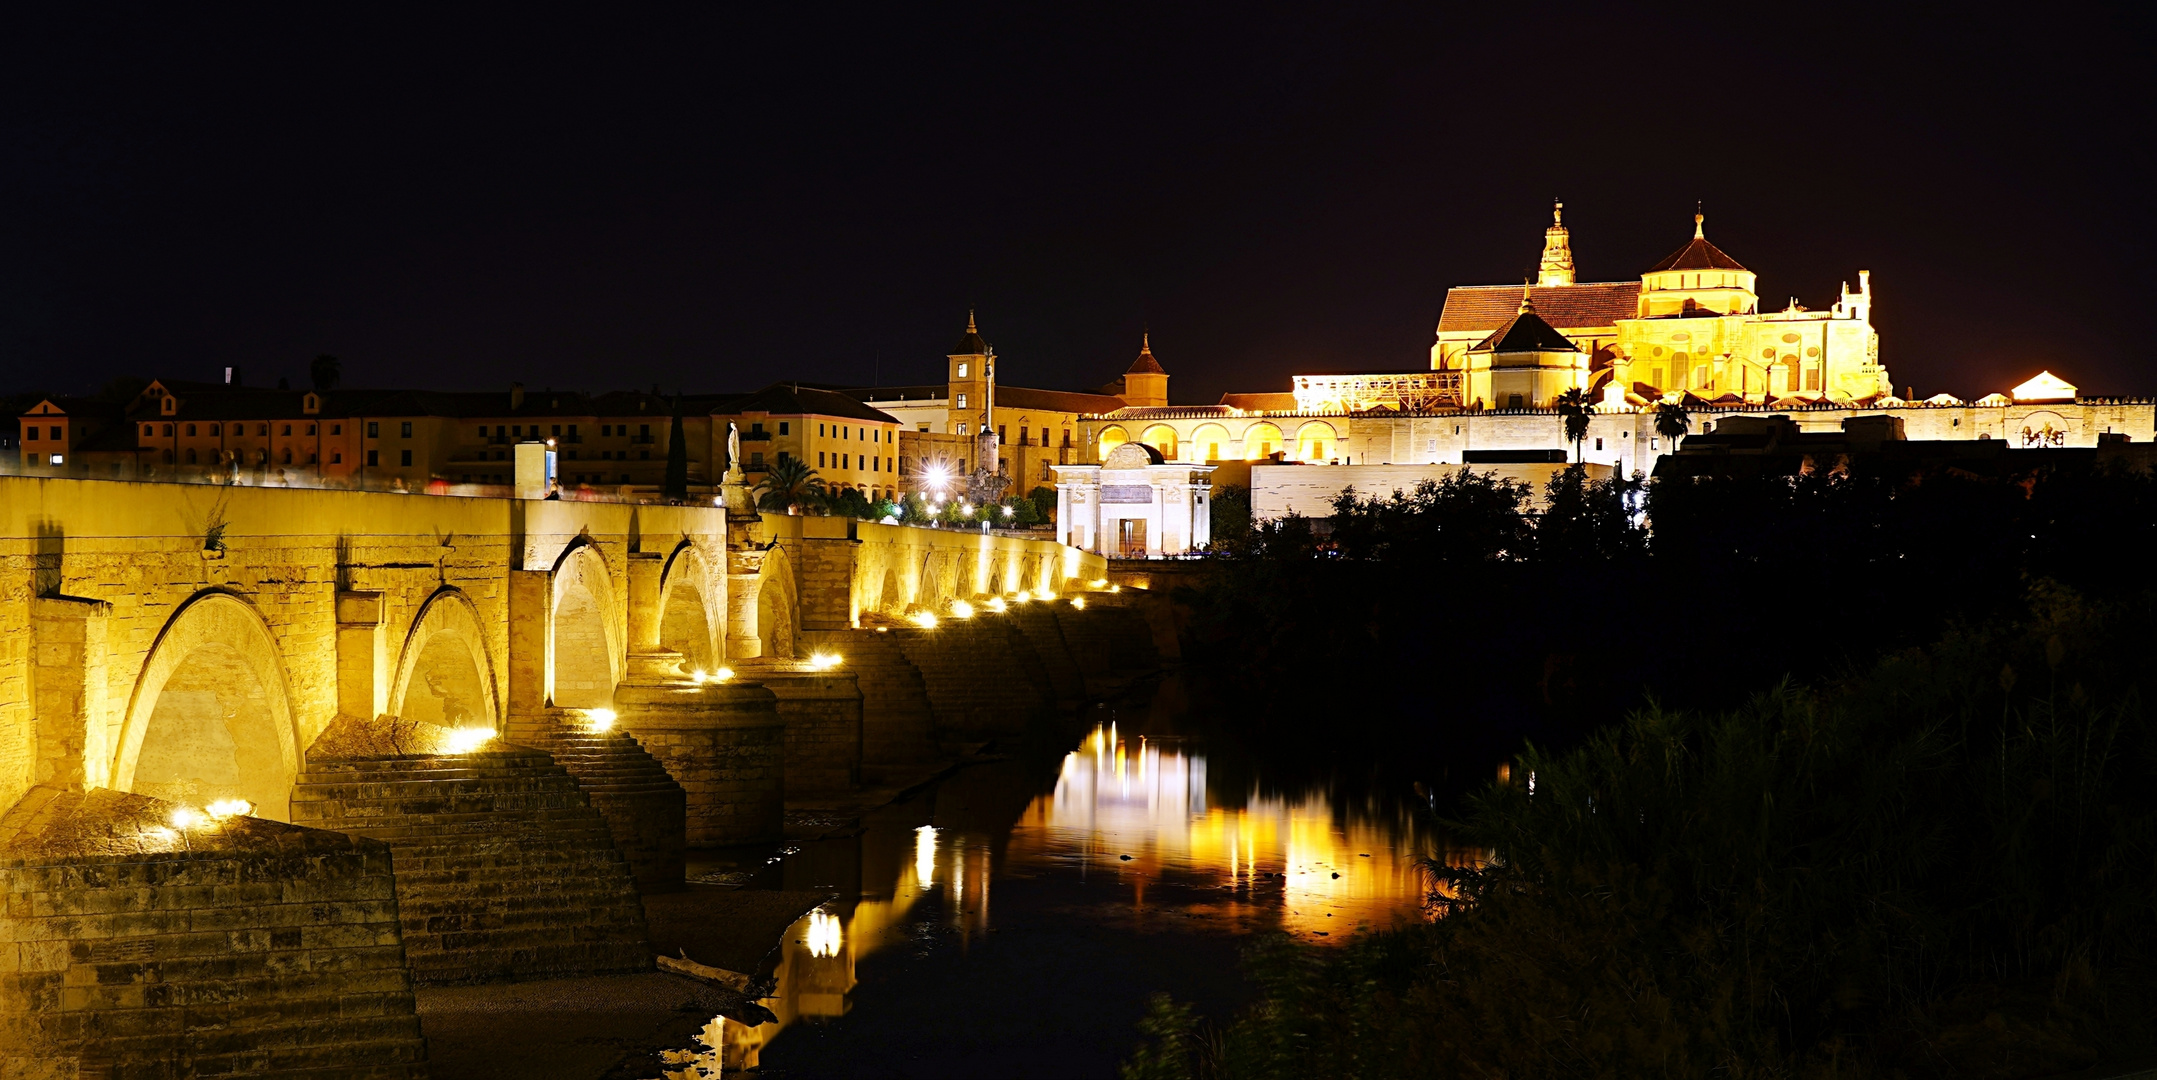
[1010,724,1437,938]
[676,723,1446,1075]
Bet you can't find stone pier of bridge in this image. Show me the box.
[0,475,1125,1075]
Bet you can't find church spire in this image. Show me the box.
[1519,278,1536,314]
[1694,202,1705,239]
[1537,199,1574,287]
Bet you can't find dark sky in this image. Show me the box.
[2,5,2150,404]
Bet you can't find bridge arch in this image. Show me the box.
[551,540,621,708]
[659,542,722,673]
[389,588,499,731]
[752,545,797,659]
[112,590,300,822]
[916,551,947,614]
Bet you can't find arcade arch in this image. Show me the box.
[1139,424,1179,460]
[113,591,300,821]
[1295,421,1338,463]
[1097,425,1129,458]
[1189,423,1230,463]
[389,588,498,731]
[1242,422,1283,460]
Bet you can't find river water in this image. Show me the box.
[658,683,1449,1079]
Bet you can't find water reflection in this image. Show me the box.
[660,720,1440,1076]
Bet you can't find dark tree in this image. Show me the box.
[754,457,827,514]
[1653,398,1691,449]
[310,354,342,392]
[1555,387,1592,462]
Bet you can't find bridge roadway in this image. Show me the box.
[0,475,1120,1075]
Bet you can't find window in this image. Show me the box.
[513,425,523,437]
[958,423,969,436]
[186,424,197,436]
[819,452,826,467]
[1595,438,1604,451]
[842,426,849,440]
[23,428,35,441]
[551,424,561,436]
[479,426,488,438]
[142,424,153,437]
[1806,366,1822,391]
[752,452,766,466]
[919,424,930,432]
[49,454,62,466]
[306,424,315,435]
[367,422,379,438]
[331,451,342,464]
[819,423,826,437]
[1426,438,1437,453]
[1040,428,1048,445]
[955,394,967,408]
[163,424,173,436]
[331,424,341,435]
[842,454,849,469]
[281,424,291,436]
[567,424,578,437]
[639,424,649,437]
[778,421,789,435]
[366,450,379,466]
[186,449,198,464]
[751,423,765,435]
[957,362,969,378]
[400,450,412,466]
[602,424,612,436]
[997,425,1006,443]
[258,424,268,436]
[209,423,220,436]
[282,448,292,464]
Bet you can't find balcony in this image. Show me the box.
[628,434,655,445]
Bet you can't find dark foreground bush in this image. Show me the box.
[1128,586,2157,1079]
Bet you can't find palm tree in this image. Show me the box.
[1555,387,1593,463]
[1654,398,1692,451]
[755,457,828,515]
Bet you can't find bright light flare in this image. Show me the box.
[915,825,938,888]
[586,708,617,733]
[714,667,734,682]
[908,610,939,629]
[1090,578,1108,588]
[169,807,204,830]
[805,909,843,958]
[923,464,951,491]
[1070,596,1087,610]
[985,597,1007,613]
[1000,505,1014,518]
[444,726,496,754]
[809,651,843,671]
[950,599,975,619]
[205,799,253,820]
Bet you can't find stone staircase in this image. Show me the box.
[507,709,687,893]
[0,786,431,1077]
[291,747,653,986]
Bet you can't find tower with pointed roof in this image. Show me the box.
[1537,200,1574,287]
[1120,332,1170,408]
[946,310,994,469]
[1463,289,1590,409]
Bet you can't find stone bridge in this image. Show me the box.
[0,476,1132,1075]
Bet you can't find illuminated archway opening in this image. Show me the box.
[1140,424,1179,461]
[659,549,718,672]
[1242,422,1283,461]
[1096,425,1129,459]
[390,589,498,732]
[756,576,794,659]
[1190,423,1230,463]
[551,544,619,708]
[1295,421,1338,463]
[114,592,299,821]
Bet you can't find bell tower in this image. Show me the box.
[1537,200,1574,287]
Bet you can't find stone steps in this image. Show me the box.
[505,711,688,891]
[0,786,431,1077]
[292,747,654,986]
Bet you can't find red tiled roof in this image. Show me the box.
[1437,282,1638,333]
[1471,309,1580,353]
[994,385,1130,415]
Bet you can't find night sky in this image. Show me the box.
[2,6,2149,405]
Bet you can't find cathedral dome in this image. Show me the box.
[1647,212,1749,273]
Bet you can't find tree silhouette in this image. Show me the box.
[1654,398,1692,451]
[310,354,342,392]
[1556,387,1593,463]
[755,457,827,515]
